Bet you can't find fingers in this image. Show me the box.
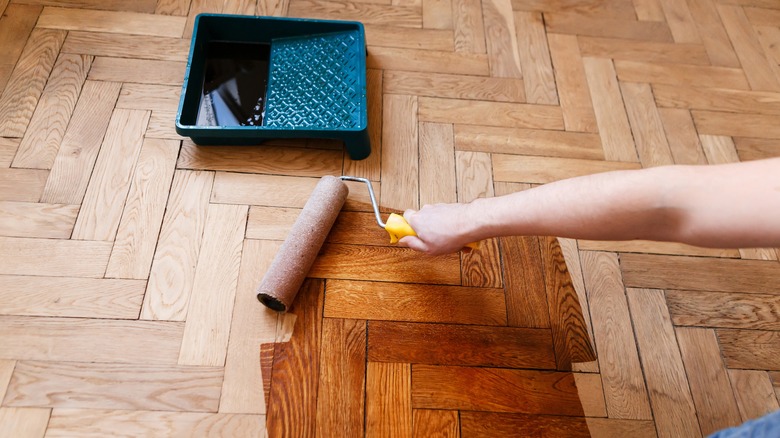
[398,235,428,253]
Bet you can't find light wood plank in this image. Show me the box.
[41,80,123,204]
[288,0,420,27]
[700,134,740,165]
[0,408,50,438]
[559,237,599,373]
[585,418,659,438]
[13,54,92,169]
[511,0,638,18]
[366,362,412,436]
[717,4,780,91]
[146,110,183,139]
[220,240,281,414]
[686,0,741,67]
[0,168,47,202]
[115,83,180,112]
[735,137,780,161]
[655,85,780,116]
[659,0,700,43]
[368,46,489,76]
[693,110,780,139]
[156,0,192,14]
[729,369,780,421]
[10,0,157,12]
[546,11,672,41]
[324,279,507,325]
[621,81,675,167]
[627,288,701,437]
[178,203,247,366]
[422,0,451,29]
[72,109,150,241]
[579,36,711,65]
[454,124,603,159]
[481,0,522,78]
[0,137,18,167]
[616,60,749,89]
[316,318,367,436]
[452,0,486,53]
[4,361,222,411]
[37,6,186,37]
[0,359,15,401]
[419,97,564,129]
[0,275,144,319]
[581,251,652,420]
[547,33,598,133]
[88,56,185,85]
[574,372,607,416]
[245,206,300,241]
[62,31,190,62]
[0,4,41,90]
[142,170,213,321]
[676,327,742,435]
[0,237,111,278]
[515,11,558,105]
[578,239,739,258]
[658,108,709,165]
[381,94,419,211]
[366,24,453,51]
[718,329,780,371]
[582,57,638,162]
[46,409,265,437]
[384,70,525,103]
[106,138,178,279]
[492,154,641,184]
[0,201,78,239]
[419,122,456,205]
[0,28,66,137]
[667,289,780,330]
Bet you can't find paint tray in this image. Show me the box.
[176,14,371,160]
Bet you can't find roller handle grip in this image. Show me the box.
[385,213,479,251]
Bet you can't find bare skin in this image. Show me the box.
[399,157,780,256]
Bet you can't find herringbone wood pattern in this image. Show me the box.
[1,0,779,436]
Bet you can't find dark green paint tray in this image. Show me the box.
[176,14,371,160]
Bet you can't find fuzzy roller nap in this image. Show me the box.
[256,175,348,312]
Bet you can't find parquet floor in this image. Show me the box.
[1,0,780,436]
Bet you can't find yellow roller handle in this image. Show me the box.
[384,213,479,250]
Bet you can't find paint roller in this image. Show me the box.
[256,175,476,312]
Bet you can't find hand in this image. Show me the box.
[398,202,480,255]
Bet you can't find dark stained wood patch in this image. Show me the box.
[500,235,551,328]
[413,409,459,438]
[461,237,503,288]
[259,342,275,409]
[460,411,590,437]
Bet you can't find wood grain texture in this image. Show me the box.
[413,409,458,438]
[559,237,599,373]
[492,154,641,184]
[384,70,524,103]
[315,318,367,436]
[539,235,597,369]
[41,80,122,205]
[0,237,111,278]
[71,109,150,241]
[676,327,742,435]
[266,280,324,437]
[481,0,522,78]
[289,0,420,26]
[515,11,558,105]
[0,137,18,167]
[106,138,178,279]
[88,56,184,85]
[666,290,780,330]
[655,84,780,115]
[460,411,590,437]
[178,203,247,366]
[37,6,186,37]
[366,24,453,51]
[729,369,780,421]
[578,238,739,258]
[0,5,41,82]
[0,168,47,202]
[686,0,740,67]
[0,275,144,319]
[368,46,489,76]
[45,410,265,438]
[627,288,701,438]
[366,362,412,437]
[412,365,584,416]
[368,321,556,369]
[4,361,223,411]
[452,0,485,53]
[419,97,564,129]
[657,108,709,165]
[142,170,213,321]
[324,279,507,325]
[579,36,710,65]
[718,329,780,371]
[13,53,92,169]
[116,83,180,112]
[500,235,550,327]
[617,60,748,89]
[62,31,190,62]
[545,11,672,41]
[419,122,456,205]
[581,251,652,420]
[547,33,598,133]
[621,81,675,167]
[717,4,780,91]
[0,201,78,239]
[381,94,419,211]
[692,110,780,139]
[0,407,50,438]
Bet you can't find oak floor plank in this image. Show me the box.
[0,4,41,90]
[657,108,709,165]
[220,240,281,415]
[266,279,324,437]
[492,154,641,184]
[13,0,157,12]
[481,0,522,78]
[655,85,780,116]
[0,359,15,401]
[0,28,66,138]
[366,362,412,436]
[455,124,603,159]
[734,137,780,161]
[156,0,192,14]
[71,109,150,241]
[384,70,525,103]
[88,56,185,85]
[692,110,780,139]
[585,418,659,438]
[4,361,223,411]
[324,279,507,325]
[368,321,557,369]
[289,0,420,26]
[0,407,50,438]
[366,24,453,51]
[0,138,18,167]
[460,411,590,438]
[578,36,711,65]
[452,0,486,53]
[667,290,780,330]
[659,0,701,43]
[626,288,701,438]
[422,0,451,28]
[380,94,419,211]
[413,409,458,438]
[620,253,780,294]
[141,170,213,321]
[686,0,741,68]
[0,237,111,278]
[729,369,780,421]
[578,239,739,258]
[0,201,78,239]
[310,243,461,284]
[545,11,672,41]
[699,134,740,165]
[115,83,180,112]
[718,329,780,371]
[41,80,122,205]
[559,237,599,373]
[0,275,144,319]
[621,81,675,167]
[419,97,564,130]
[178,203,247,366]
[676,327,742,435]
[511,0,638,18]
[0,168,46,202]
[582,56,638,162]
[45,409,265,438]
[37,6,186,37]
[368,46,489,76]
[515,11,558,105]
[411,365,584,416]
[547,33,598,133]
[13,54,92,169]
[106,138,178,279]
[419,122,456,206]
[616,60,749,89]
[574,372,607,416]
[315,318,367,436]
[581,251,652,420]
[61,31,190,62]
[0,316,184,364]
[717,4,780,91]
[146,110,183,140]
[327,210,393,246]
[177,141,343,177]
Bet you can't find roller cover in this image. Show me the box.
[256,175,348,312]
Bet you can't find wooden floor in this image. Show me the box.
[1,0,780,436]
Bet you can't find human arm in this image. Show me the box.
[399,157,780,255]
